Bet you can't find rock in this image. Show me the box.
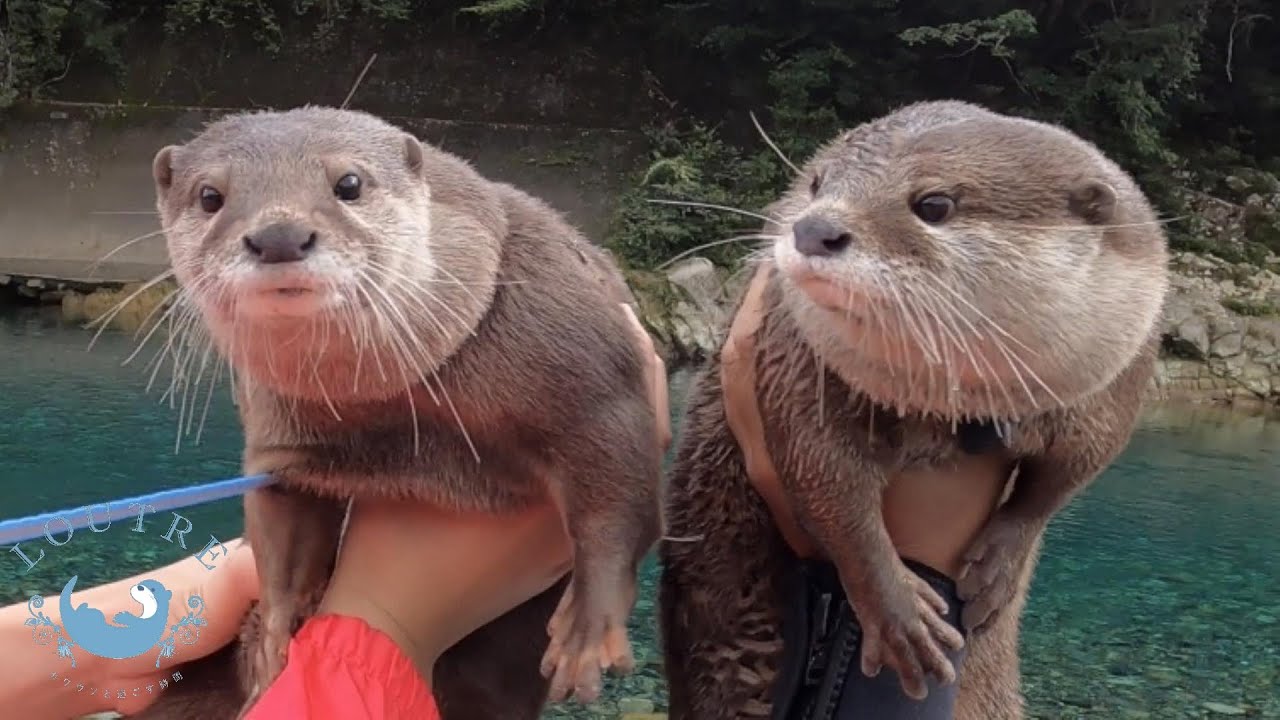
[1202,701,1246,715]
[25,277,44,288]
[61,290,87,323]
[0,274,10,285]
[619,714,666,720]
[59,280,176,333]
[1211,331,1244,358]
[617,697,656,713]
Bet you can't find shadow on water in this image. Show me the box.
[1,307,1277,718]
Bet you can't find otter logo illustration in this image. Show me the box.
[59,576,172,659]
[25,576,208,669]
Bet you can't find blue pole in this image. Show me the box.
[0,474,274,547]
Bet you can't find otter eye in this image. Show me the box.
[199,186,223,214]
[335,173,362,202]
[912,194,955,224]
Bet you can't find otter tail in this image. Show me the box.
[57,575,77,621]
[57,575,105,632]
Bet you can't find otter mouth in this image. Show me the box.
[225,272,342,319]
[264,286,314,298]
[785,266,877,318]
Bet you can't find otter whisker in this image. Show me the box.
[924,271,1040,358]
[991,334,1063,410]
[361,280,447,407]
[311,308,343,423]
[884,281,941,367]
[657,233,782,270]
[194,355,224,446]
[918,283,1011,420]
[86,269,177,352]
[429,367,481,464]
[182,337,217,440]
[913,286,975,416]
[85,229,166,277]
[358,280,427,454]
[121,286,185,366]
[644,198,783,225]
[368,259,476,341]
[149,297,200,397]
[749,110,802,176]
[351,282,393,387]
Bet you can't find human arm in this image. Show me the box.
[0,537,260,718]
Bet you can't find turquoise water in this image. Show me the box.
[2,306,1277,719]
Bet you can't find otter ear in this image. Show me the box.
[1068,180,1117,225]
[152,145,178,194]
[403,134,426,178]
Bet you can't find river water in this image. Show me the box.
[1,307,1277,719]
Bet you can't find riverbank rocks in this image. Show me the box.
[60,278,177,334]
[627,257,744,364]
[1154,252,1280,407]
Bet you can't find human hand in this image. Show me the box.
[103,538,260,715]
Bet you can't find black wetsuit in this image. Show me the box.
[770,419,1009,720]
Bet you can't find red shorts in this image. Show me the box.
[243,614,440,719]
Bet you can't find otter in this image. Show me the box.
[658,100,1169,719]
[134,106,662,719]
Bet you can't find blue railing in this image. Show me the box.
[0,474,274,546]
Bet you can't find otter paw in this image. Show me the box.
[855,570,965,701]
[539,582,635,703]
[957,517,1031,633]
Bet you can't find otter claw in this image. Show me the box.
[852,569,964,700]
[958,517,1029,633]
[540,582,635,703]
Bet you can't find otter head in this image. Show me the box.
[152,107,505,402]
[770,100,1169,421]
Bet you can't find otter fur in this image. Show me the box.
[658,99,1169,719]
[134,106,662,719]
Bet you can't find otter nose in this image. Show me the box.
[792,216,853,257]
[243,222,318,264]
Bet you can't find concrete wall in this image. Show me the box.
[0,102,644,283]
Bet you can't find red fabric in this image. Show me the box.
[242,614,440,720]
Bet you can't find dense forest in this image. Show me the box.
[2,0,1277,270]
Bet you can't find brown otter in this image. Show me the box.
[658,99,1169,718]
[134,106,663,719]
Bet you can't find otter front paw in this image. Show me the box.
[539,579,636,703]
[852,568,965,701]
[957,516,1033,633]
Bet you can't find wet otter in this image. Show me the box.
[136,106,662,719]
[658,100,1169,718]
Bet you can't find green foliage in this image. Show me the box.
[1222,298,1278,318]
[898,9,1039,60]
[608,124,786,269]
[459,0,535,19]
[0,0,1276,270]
[162,0,411,53]
[0,0,123,106]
